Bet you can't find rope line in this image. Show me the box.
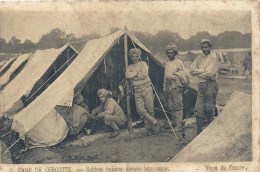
[2,138,20,155]
[0,130,13,138]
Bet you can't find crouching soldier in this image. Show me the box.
[125,48,161,136]
[91,89,127,138]
[164,43,189,131]
[56,93,90,138]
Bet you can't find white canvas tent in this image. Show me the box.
[170,91,252,162]
[0,61,7,69]
[0,44,78,115]
[0,57,18,77]
[11,29,165,148]
[0,53,33,88]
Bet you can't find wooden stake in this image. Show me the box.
[124,32,133,133]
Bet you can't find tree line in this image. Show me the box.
[0,27,251,55]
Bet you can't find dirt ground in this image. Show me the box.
[3,76,252,163]
[15,124,197,163]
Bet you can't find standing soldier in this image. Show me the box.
[164,43,188,131]
[125,48,161,136]
[190,39,219,135]
[243,51,252,75]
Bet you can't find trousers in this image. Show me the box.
[195,80,218,134]
[134,85,157,131]
[104,115,126,131]
[166,75,183,111]
[166,75,184,127]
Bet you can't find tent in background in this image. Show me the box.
[0,61,7,69]
[0,53,33,89]
[170,91,252,162]
[11,29,167,148]
[0,44,79,115]
[0,57,18,77]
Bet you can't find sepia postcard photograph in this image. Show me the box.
[0,1,259,172]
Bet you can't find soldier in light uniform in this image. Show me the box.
[190,39,219,134]
[164,43,187,131]
[91,89,127,138]
[125,48,161,136]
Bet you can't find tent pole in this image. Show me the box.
[124,33,133,134]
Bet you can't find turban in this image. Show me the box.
[165,42,178,53]
[129,48,141,57]
[97,88,112,97]
[200,39,211,46]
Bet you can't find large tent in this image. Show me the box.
[11,29,167,148]
[170,91,252,162]
[0,53,33,89]
[0,44,78,115]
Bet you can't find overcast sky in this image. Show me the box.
[0,10,251,43]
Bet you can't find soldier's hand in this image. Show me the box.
[97,114,104,118]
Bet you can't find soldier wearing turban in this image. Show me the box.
[125,48,161,136]
[164,42,188,131]
[129,48,141,57]
[91,89,127,138]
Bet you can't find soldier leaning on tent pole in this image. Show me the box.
[164,42,189,132]
[190,39,219,135]
[125,48,161,136]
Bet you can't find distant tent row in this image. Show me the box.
[0,53,33,90]
[178,48,251,65]
[0,57,18,78]
[0,44,78,116]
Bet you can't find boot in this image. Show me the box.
[153,122,162,134]
[144,119,154,136]
[109,130,120,138]
[170,110,177,128]
[108,121,120,131]
[143,113,157,125]
[196,116,203,135]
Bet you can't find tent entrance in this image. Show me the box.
[76,35,167,122]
